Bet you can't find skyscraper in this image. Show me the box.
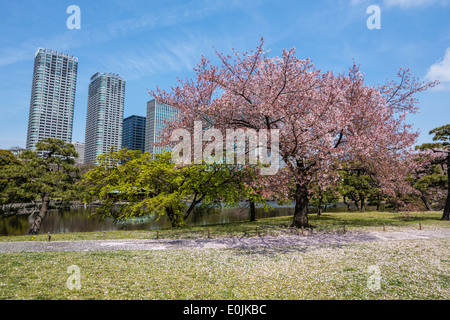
[145,99,179,154]
[123,115,146,153]
[26,48,78,150]
[84,72,125,164]
[72,141,85,166]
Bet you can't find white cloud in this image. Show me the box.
[350,0,449,8]
[426,47,450,90]
[0,0,232,69]
[99,35,215,81]
[384,0,449,8]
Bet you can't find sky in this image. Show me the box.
[0,0,449,149]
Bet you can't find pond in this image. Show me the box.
[0,202,358,236]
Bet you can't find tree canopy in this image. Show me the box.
[82,148,265,227]
[0,138,81,234]
[416,124,450,220]
[150,38,437,228]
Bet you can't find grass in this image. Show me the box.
[0,210,448,242]
[0,237,448,299]
[0,210,448,300]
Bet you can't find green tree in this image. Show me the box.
[0,149,20,168]
[416,124,450,220]
[82,148,258,227]
[0,138,81,234]
[0,150,22,206]
[409,153,447,211]
[366,189,386,211]
[310,183,339,216]
[338,166,381,212]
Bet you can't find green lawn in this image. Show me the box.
[0,210,448,242]
[0,237,448,299]
[1,211,448,300]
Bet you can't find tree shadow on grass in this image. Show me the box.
[308,212,443,229]
[230,241,357,258]
[232,245,309,257]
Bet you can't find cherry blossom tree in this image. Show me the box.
[150,38,437,228]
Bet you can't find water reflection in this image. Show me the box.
[0,202,361,236]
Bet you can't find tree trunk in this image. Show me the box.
[343,196,352,211]
[443,193,450,220]
[420,194,432,211]
[442,155,450,221]
[360,194,366,212]
[291,184,311,228]
[183,193,206,225]
[249,198,256,222]
[166,207,185,227]
[317,196,323,217]
[354,199,361,212]
[28,193,49,235]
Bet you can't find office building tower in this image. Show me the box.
[145,99,178,154]
[26,48,78,150]
[84,72,125,164]
[123,115,146,153]
[8,147,26,158]
[72,141,85,165]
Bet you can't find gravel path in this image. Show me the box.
[0,228,449,253]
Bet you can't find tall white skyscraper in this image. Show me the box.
[26,48,78,150]
[84,72,125,164]
[145,99,178,154]
[72,141,85,166]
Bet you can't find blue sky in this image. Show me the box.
[0,0,449,149]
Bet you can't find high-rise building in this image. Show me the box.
[84,72,125,164]
[26,48,78,150]
[123,115,146,153]
[145,99,179,154]
[8,147,26,158]
[72,141,85,166]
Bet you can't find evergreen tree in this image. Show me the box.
[416,125,450,220]
[0,138,81,234]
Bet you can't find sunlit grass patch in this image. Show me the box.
[0,237,448,300]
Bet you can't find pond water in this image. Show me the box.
[0,202,357,236]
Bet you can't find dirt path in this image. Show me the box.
[1,228,449,253]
